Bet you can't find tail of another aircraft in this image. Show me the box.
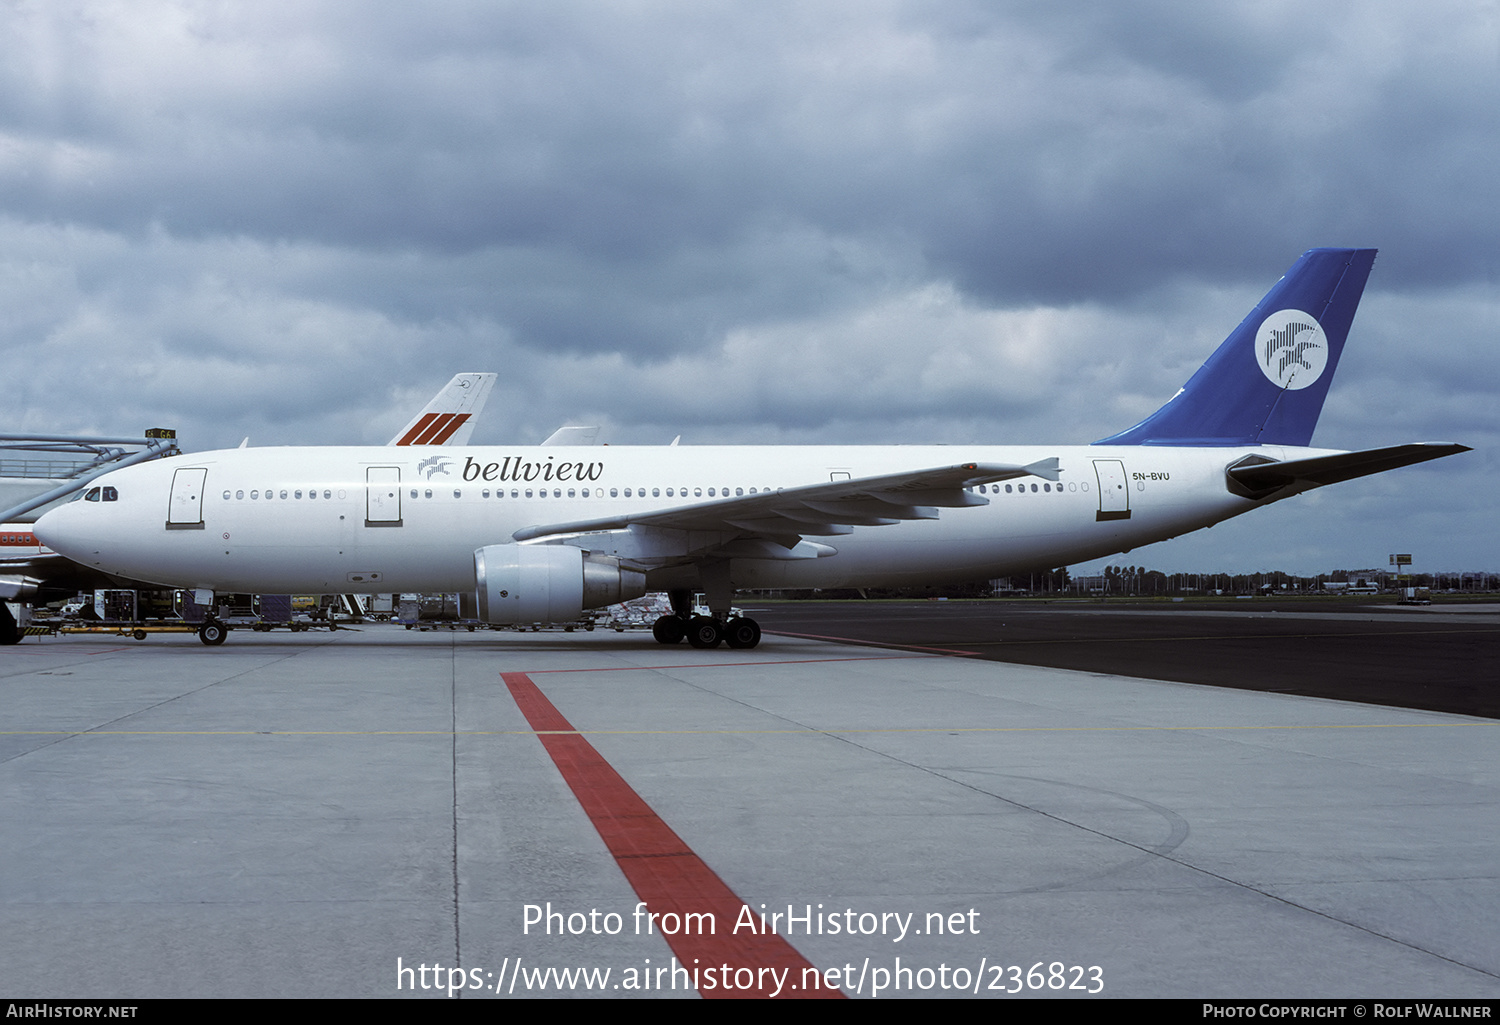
[1096,248,1377,447]
[390,372,498,446]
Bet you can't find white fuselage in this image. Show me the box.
[34,443,1313,596]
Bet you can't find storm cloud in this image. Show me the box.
[2,0,1494,572]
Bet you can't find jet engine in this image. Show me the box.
[473,544,646,625]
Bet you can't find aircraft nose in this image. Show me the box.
[33,504,81,557]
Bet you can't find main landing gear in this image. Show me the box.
[651,585,761,650]
[652,613,762,649]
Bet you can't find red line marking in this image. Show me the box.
[503,672,843,999]
[527,653,936,674]
[764,629,983,657]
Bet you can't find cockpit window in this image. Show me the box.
[84,487,101,502]
[102,486,118,502]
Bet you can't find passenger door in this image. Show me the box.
[166,468,208,530]
[365,466,403,527]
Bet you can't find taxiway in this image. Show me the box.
[1,606,1496,998]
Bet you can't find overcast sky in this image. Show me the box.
[3,0,1495,574]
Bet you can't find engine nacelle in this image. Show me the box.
[474,544,646,625]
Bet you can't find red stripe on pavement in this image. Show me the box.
[764,629,983,656]
[502,672,842,999]
[527,653,935,674]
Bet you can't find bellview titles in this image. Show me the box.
[33,249,1469,648]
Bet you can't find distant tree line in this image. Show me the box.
[746,566,1500,600]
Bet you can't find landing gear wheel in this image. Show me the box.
[133,629,148,641]
[652,615,685,645]
[199,621,228,646]
[686,615,723,649]
[723,616,761,649]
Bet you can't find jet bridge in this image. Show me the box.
[0,429,180,523]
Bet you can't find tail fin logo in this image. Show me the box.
[1255,310,1328,390]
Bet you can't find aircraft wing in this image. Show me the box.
[512,458,1059,560]
[389,373,498,446]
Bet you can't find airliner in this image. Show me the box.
[0,374,497,642]
[31,249,1468,649]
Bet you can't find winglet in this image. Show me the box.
[390,373,498,446]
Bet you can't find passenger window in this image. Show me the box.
[223,491,231,500]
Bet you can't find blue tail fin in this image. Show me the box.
[1095,248,1377,447]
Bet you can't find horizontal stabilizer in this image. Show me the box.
[1227,443,1470,497]
[541,425,601,446]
